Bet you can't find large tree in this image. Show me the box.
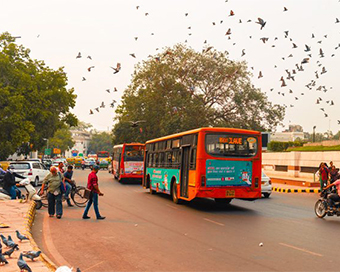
[0,32,77,160]
[48,128,75,154]
[113,44,285,143]
[87,132,113,154]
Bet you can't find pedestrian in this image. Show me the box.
[40,166,64,219]
[58,162,65,174]
[318,162,329,190]
[2,165,24,199]
[63,165,74,207]
[82,165,105,220]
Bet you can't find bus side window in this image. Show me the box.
[159,152,165,168]
[190,148,197,170]
[153,153,159,168]
[166,152,172,168]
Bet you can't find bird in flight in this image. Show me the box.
[87,56,92,60]
[76,52,82,59]
[304,45,311,52]
[258,71,263,78]
[106,89,110,93]
[229,10,234,16]
[129,120,146,128]
[241,49,246,56]
[100,102,105,108]
[87,66,95,72]
[82,77,86,81]
[283,7,288,11]
[225,28,231,35]
[256,18,266,29]
[114,87,118,92]
[111,63,121,74]
[89,110,94,115]
[130,53,136,58]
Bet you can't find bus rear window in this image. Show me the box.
[205,134,258,158]
[124,146,144,161]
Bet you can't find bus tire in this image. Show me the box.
[215,198,232,206]
[171,181,182,204]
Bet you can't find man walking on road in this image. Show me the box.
[82,165,105,220]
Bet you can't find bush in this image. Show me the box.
[267,140,305,152]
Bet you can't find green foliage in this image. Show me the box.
[287,145,340,152]
[113,44,285,144]
[0,32,78,160]
[88,132,113,154]
[48,128,75,154]
[267,140,304,152]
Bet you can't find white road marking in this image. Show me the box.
[166,204,178,210]
[279,243,323,257]
[203,218,225,226]
[83,261,105,272]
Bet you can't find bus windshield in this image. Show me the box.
[124,146,144,161]
[205,134,258,158]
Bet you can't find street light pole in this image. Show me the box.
[313,126,316,143]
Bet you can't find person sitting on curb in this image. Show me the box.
[2,165,24,199]
[82,165,105,220]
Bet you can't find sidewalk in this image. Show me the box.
[0,200,53,272]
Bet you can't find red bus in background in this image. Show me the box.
[112,143,145,182]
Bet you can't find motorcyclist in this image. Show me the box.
[324,178,340,211]
[2,165,24,199]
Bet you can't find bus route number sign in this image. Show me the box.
[219,137,243,145]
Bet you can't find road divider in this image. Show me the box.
[273,187,320,193]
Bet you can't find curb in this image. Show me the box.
[25,201,58,272]
[273,187,321,193]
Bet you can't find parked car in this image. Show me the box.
[10,161,50,187]
[261,171,272,198]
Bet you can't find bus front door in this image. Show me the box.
[142,151,148,188]
[180,146,190,198]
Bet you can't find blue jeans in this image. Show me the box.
[65,182,72,199]
[47,192,63,217]
[83,192,101,218]
[9,185,22,200]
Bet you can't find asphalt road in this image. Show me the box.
[32,169,340,271]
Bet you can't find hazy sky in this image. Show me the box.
[1,0,339,134]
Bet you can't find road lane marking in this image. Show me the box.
[279,243,323,257]
[83,261,105,272]
[203,218,225,226]
[166,204,178,210]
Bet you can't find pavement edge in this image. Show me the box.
[25,201,58,272]
[273,187,321,193]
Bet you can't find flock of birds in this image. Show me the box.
[74,1,340,127]
[0,231,82,271]
[0,231,41,271]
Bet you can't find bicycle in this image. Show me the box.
[37,180,88,208]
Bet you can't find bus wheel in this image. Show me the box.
[215,198,232,206]
[171,182,182,204]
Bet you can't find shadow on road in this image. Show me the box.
[149,192,257,215]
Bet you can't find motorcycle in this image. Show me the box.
[315,188,340,218]
[19,178,43,209]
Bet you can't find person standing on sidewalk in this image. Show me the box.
[82,165,105,220]
[318,162,329,190]
[40,166,63,219]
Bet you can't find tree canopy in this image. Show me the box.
[113,44,285,144]
[0,32,77,160]
[48,127,75,154]
[87,131,113,154]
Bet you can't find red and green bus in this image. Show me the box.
[112,143,145,182]
[142,127,262,204]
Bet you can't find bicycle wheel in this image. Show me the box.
[71,186,88,207]
[37,187,48,208]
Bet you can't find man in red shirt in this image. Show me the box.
[82,165,105,220]
[318,163,329,190]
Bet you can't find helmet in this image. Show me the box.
[93,165,100,171]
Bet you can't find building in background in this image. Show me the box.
[65,129,92,158]
[270,124,306,142]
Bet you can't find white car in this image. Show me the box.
[10,161,50,187]
[261,171,272,198]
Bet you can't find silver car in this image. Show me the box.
[261,171,272,198]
